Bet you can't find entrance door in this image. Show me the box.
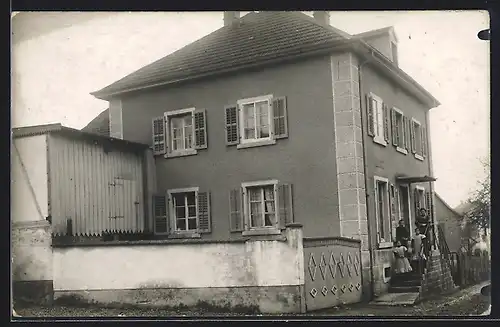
[399,185,413,238]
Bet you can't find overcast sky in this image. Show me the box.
[11,11,490,208]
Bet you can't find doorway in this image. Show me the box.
[398,185,413,239]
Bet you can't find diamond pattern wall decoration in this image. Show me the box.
[348,283,354,292]
[331,285,338,295]
[354,254,360,276]
[308,253,318,281]
[321,286,328,296]
[310,288,318,298]
[338,253,346,278]
[340,284,347,293]
[318,252,327,280]
[328,252,337,279]
[346,253,353,277]
[355,282,361,290]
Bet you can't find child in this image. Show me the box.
[411,227,427,273]
[393,240,413,274]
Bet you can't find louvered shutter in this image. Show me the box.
[422,126,427,158]
[277,183,294,228]
[273,96,288,139]
[383,104,390,142]
[374,182,381,242]
[197,191,211,233]
[366,94,375,137]
[391,108,398,146]
[225,105,239,145]
[229,188,244,232]
[153,194,168,234]
[193,109,208,149]
[410,120,416,154]
[404,117,410,150]
[390,184,397,242]
[152,116,166,155]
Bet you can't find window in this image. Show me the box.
[366,93,388,146]
[229,181,294,235]
[374,176,392,247]
[411,118,425,160]
[391,107,408,154]
[225,95,288,148]
[415,187,426,210]
[153,187,211,236]
[152,108,207,157]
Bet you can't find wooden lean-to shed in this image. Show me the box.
[12,123,155,237]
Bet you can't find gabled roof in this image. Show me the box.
[435,193,462,217]
[81,108,110,137]
[12,123,147,149]
[354,26,398,43]
[91,11,439,109]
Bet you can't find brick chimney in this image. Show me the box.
[313,11,330,26]
[223,11,240,27]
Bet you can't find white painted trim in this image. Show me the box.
[369,92,383,104]
[165,148,197,158]
[164,107,196,117]
[238,94,274,145]
[241,179,279,231]
[373,137,387,147]
[167,187,199,195]
[237,138,276,149]
[396,147,408,155]
[374,176,391,245]
[415,153,424,161]
[398,184,413,239]
[415,185,425,191]
[241,179,279,188]
[392,106,404,115]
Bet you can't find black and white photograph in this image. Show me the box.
[11,10,491,318]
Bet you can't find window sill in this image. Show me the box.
[378,241,393,249]
[373,137,387,147]
[165,149,198,159]
[242,228,282,236]
[415,154,424,161]
[237,138,276,149]
[168,232,201,239]
[396,147,408,155]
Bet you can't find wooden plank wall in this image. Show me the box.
[48,134,145,236]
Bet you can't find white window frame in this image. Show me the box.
[241,179,281,236]
[393,107,408,155]
[412,118,424,161]
[167,187,199,234]
[237,95,276,149]
[374,176,392,248]
[415,185,426,209]
[370,93,386,146]
[164,107,197,158]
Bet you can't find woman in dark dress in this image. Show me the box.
[396,219,410,248]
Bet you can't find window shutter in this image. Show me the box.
[383,104,390,142]
[366,94,375,137]
[391,108,398,146]
[390,184,397,242]
[422,126,427,158]
[374,182,380,243]
[410,120,416,154]
[194,109,208,150]
[152,116,166,155]
[153,194,168,234]
[273,96,288,139]
[229,188,243,232]
[404,117,410,151]
[278,183,294,228]
[197,191,211,233]
[225,105,239,145]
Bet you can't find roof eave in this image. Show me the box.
[353,41,440,110]
[90,40,358,101]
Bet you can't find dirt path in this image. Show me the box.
[14,283,490,318]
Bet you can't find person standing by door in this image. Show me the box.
[396,219,410,248]
[411,227,427,274]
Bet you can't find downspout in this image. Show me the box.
[425,110,438,251]
[357,56,375,299]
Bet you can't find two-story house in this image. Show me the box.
[46,11,453,312]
